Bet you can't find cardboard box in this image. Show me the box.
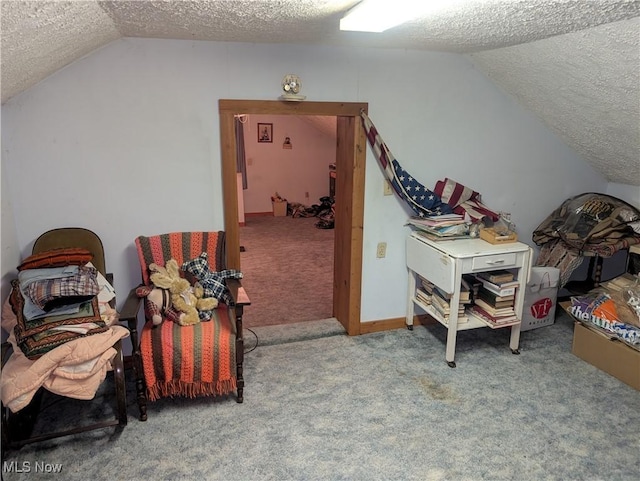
[272,200,287,217]
[572,321,640,391]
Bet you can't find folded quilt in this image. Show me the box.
[1,298,129,413]
[9,280,108,360]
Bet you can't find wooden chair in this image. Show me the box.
[1,228,127,452]
[120,231,249,421]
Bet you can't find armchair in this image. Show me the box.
[121,231,249,422]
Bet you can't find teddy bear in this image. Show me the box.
[181,252,243,306]
[135,285,183,326]
[148,259,218,326]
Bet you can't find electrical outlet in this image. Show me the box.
[383,180,393,196]
[376,242,387,258]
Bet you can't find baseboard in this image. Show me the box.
[359,315,435,334]
[245,212,274,218]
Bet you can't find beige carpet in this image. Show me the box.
[6,311,640,481]
[239,215,334,327]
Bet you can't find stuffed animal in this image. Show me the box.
[135,285,182,326]
[149,259,218,326]
[181,252,243,306]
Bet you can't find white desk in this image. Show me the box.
[406,232,532,367]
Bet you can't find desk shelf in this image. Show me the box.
[412,298,486,331]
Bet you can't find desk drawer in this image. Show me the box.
[471,253,517,271]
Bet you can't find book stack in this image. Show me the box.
[415,275,433,306]
[470,270,520,326]
[462,274,482,300]
[421,277,471,324]
[407,215,470,241]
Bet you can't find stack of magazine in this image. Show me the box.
[407,215,470,241]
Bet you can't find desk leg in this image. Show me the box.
[445,304,459,368]
[509,248,530,355]
[406,270,416,330]
[445,275,462,368]
[509,323,521,355]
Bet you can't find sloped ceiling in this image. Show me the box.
[1,0,639,185]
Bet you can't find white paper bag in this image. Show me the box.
[521,267,560,331]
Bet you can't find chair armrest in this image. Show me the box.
[120,286,143,332]
[227,279,251,306]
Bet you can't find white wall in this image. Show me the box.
[1,38,608,327]
[606,182,640,208]
[1,160,20,342]
[242,114,335,213]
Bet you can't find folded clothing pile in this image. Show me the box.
[7,248,111,360]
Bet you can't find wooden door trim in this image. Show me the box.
[218,99,367,335]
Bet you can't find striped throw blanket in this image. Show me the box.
[140,305,236,401]
[135,232,226,286]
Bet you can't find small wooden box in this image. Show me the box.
[479,228,518,244]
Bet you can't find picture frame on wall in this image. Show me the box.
[258,123,273,143]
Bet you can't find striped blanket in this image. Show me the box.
[135,232,226,286]
[140,305,236,401]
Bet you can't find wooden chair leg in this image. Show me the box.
[235,306,244,403]
[133,351,148,421]
[126,320,148,421]
[593,255,603,288]
[112,341,127,426]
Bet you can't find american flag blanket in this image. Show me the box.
[434,178,500,222]
[360,111,498,221]
[360,111,452,217]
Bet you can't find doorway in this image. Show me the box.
[218,100,368,335]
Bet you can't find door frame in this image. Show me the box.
[218,100,368,335]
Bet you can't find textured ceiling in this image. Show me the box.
[470,17,640,186]
[1,0,639,185]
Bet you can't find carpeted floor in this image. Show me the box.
[239,215,334,328]
[3,311,639,481]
